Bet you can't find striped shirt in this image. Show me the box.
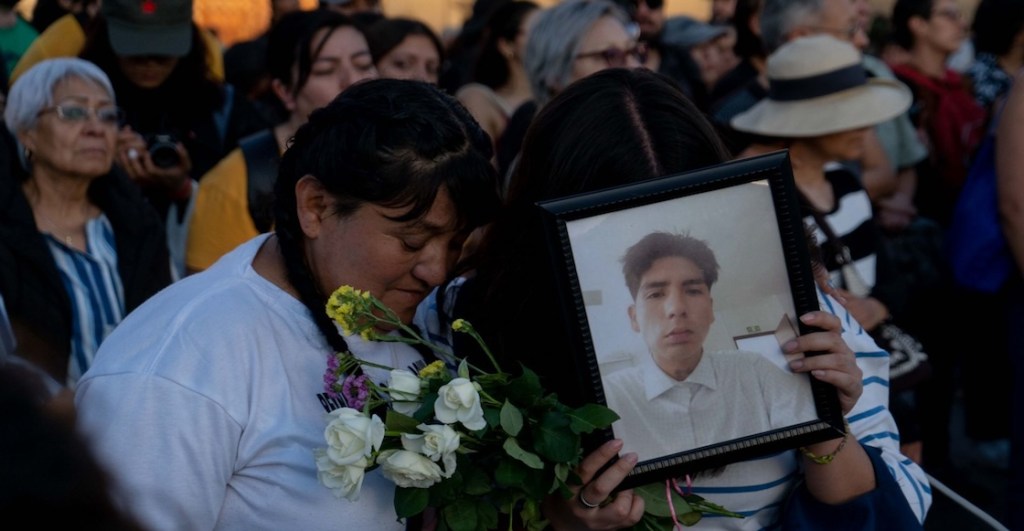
[803,167,879,291]
[45,214,125,386]
[414,281,932,528]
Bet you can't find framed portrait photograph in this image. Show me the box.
[534,151,845,489]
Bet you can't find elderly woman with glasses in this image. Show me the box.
[0,58,171,389]
[496,0,646,181]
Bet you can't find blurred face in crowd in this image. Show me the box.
[279,26,377,122]
[629,256,715,364]
[507,8,540,66]
[916,0,966,55]
[571,15,644,86]
[691,35,731,89]
[376,34,440,84]
[324,0,382,16]
[711,0,737,24]
[804,127,871,162]
[272,0,302,23]
[20,77,119,180]
[633,0,665,41]
[117,55,180,89]
[808,0,868,51]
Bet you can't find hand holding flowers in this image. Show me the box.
[315,285,741,530]
[315,285,620,531]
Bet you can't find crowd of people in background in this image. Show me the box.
[0,0,1020,528]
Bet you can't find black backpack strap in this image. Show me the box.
[239,129,280,233]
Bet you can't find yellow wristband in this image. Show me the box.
[800,420,850,465]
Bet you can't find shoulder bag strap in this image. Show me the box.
[806,203,872,297]
[240,129,281,233]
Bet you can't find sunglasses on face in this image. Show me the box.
[37,104,125,127]
[576,42,649,67]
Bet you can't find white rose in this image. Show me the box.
[323,408,385,466]
[388,369,423,415]
[402,424,460,477]
[377,449,444,489]
[314,448,368,501]
[434,377,486,431]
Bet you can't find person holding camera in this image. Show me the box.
[77,0,269,277]
[0,58,171,389]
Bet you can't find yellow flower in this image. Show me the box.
[419,360,447,379]
[452,319,468,332]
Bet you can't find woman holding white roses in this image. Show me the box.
[424,67,931,529]
[74,79,500,531]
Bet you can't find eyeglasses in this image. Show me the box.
[575,42,649,67]
[37,104,125,127]
[932,7,963,22]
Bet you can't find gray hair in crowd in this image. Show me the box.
[524,0,632,107]
[759,0,827,54]
[4,58,116,134]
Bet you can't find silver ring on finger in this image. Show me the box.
[578,491,601,509]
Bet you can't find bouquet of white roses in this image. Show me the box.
[314,285,620,531]
[314,286,742,531]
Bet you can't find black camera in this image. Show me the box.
[145,134,181,169]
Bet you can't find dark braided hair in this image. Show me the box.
[273,78,500,352]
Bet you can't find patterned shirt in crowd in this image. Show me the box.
[967,53,1014,111]
[46,214,125,385]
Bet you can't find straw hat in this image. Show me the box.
[731,34,911,138]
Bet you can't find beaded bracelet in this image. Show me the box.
[799,420,850,465]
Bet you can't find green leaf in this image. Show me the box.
[521,466,553,499]
[568,403,620,433]
[482,406,500,428]
[434,471,465,504]
[393,486,429,518]
[414,393,438,421]
[507,365,543,406]
[533,411,579,462]
[443,498,478,531]
[500,400,524,436]
[503,437,544,469]
[384,410,421,433]
[475,499,499,531]
[520,498,547,531]
[680,510,703,526]
[460,461,492,496]
[457,359,470,379]
[634,483,691,519]
[685,494,745,518]
[495,457,527,487]
[554,462,570,483]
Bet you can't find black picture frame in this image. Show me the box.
[534,151,846,489]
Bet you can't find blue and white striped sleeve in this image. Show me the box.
[820,289,933,523]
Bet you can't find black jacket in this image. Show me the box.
[0,144,171,383]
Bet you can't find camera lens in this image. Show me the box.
[147,134,181,169]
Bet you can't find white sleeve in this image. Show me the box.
[75,373,242,531]
[818,290,932,523]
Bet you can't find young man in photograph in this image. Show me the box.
[602,231,816,462]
